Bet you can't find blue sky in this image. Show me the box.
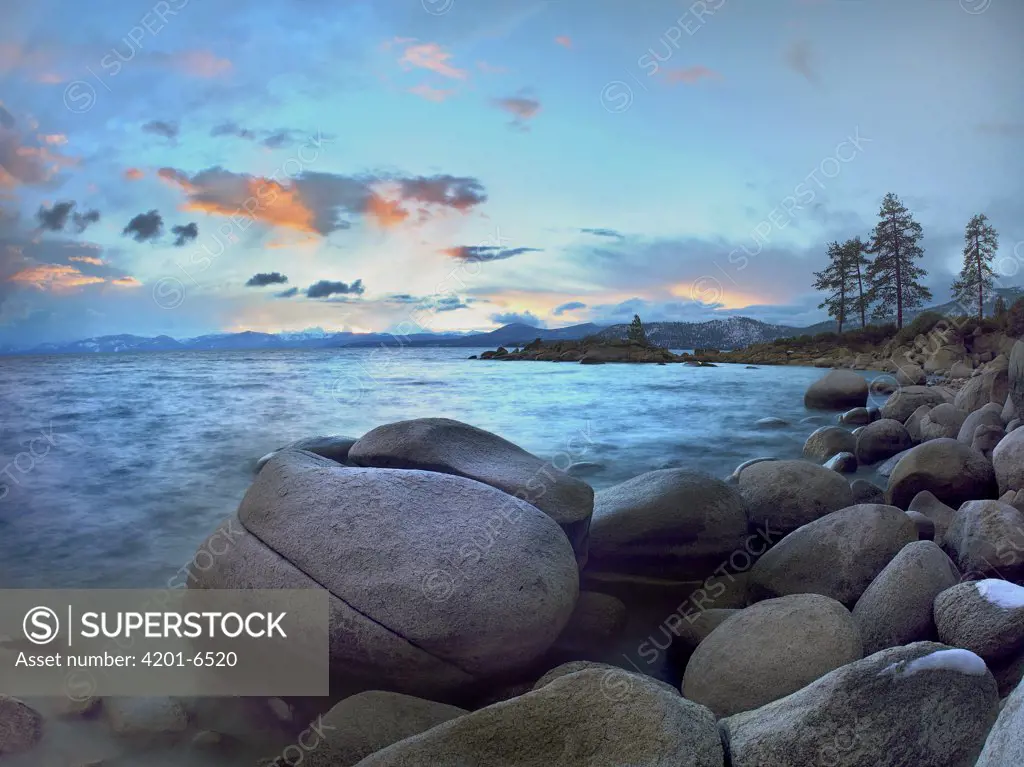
[1,0,1022,345]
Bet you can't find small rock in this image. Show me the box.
[824,451,857,473]
[552,591,627,656]
[972,424,1005,460]
[851,479,885,504]
[755,417,789,428]
[839,407,872,425]
[905,509,935,540]
[908,490,956,545]
[802,426,857,462]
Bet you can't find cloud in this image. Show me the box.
[0,120,77,189]
[399,42,467,80]
[72,209,100,233]
[0,103,14,129]
[490,310,545,327]
[122,210,164,242]
[492,95,541,130]
[553,301,586,316]
[580,228,624,239]
[157,166,487,235]
[246,271,289,287]
[171,50,232,78]
[306,279,365,298]
[210,122,258,140]
[783,39,820,86]
[209,122,304,148]
[69,255,104,266]
[7,264,106,291]
[275,287,299,298]
[110,276,141,287]
[555,36,573,49]
[36,201,75,231]
[443,245,541,262]
[142,120,179,140]
[408,83,456,102]
[171,222,198,246]
[661,66,722,85]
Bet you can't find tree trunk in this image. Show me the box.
[976,234,983,322]
[893,216,903,329]
[856,255,866,328]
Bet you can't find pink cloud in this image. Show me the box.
[661,66,722,85]
[492,95,541,131]
[172,50,232,78]
[555,36,573,49]
[400,42,467,80]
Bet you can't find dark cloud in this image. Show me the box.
[36,201,75,231]
[209,122,317,149]
[783,40,820,87]
[580,228,624,240]
[490,310,545,327]
[262,131,295,149]
[443,245,541,262]
[72,209,100,233]
[433,295,469,312]
[275,287,300,298]
[492,95,541,131]
[171,222,199,247]
[210,122,258,140]
[553,301,586,315]
[142,120,180,140]
[306,279,365,298]
[122,210,164,242]
[246,271,289,287]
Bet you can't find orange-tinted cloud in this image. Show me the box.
[365,191,410,229]
[555,36,573,49]
[157,167,196,193]
[662,66,722,85]
[0,119,78,189]
[182,177,317,234]
[172,50,232,78]
[111,276,142,287]
[408,83,456,102]
[400,42,467,80]
[69,255,105,266]
[123,168,144,181]
[7,264,105,291]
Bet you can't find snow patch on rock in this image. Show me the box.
[976,578,1024,609]
[881,648,988,678]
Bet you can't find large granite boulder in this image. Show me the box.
[934,580,1024,664]
[880,386,950,423]
[719,642,1000,767]
[551,591,627,657]
[681,594,862,718]
[356,668,725,766]
[851,479,885,505]
[302,692,466,767]
[993,425,1024,495]
[0,696,42,755]
[957,402,1004,444]
[886,438,998,509]
[905,404,932,443]
[976,676,1024,766]
[191,451,580,697]
[972,424,1005,460]
[256,434,358,472]
[856,419,912,465]
[748,504,916,606]
[802,426,857,462]
[943,500,1024,582]
[852,541,961,654]
[736,460,853,535]
[956,368,1009,414]
[349,418,594,564]
[804,369,869,410]
[587,469,749,581]
[908,490,957,545]
[919,403,968,442]
[1009,339,1024,418]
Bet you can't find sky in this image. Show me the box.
[1,0,1022,346]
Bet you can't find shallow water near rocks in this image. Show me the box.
[0,347,886,590]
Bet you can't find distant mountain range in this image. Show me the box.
[5,288,1021,357]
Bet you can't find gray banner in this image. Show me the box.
[0,589,329,697]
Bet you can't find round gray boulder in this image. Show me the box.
[802,426,856,462]
[919,403,967,442]
[880,386,950,423]
[972,424,1005,460]
[934,580,1024,663]
[976,677,1024,766]
[886,438,999,509]
[748,504,917,607]
[682,594,862,718]
[993,425,1024,495]
[804,369,869,410]
[956,368,1009,414]
[957,402,1004,444]
[852,541,961,654]
[839,407,872,425]
[256,434,358,472]
[824,452,857,473]
[908,490,957,545]
[737,460,854,535]
[856,418,912,465]
[943,500,1024,582]
[851,479,885,505]
[0,697,42,755]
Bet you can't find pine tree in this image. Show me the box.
[813,241,852,334]
[844,236,872,328]
[951,213,998,321]
[994,295,1008,326]
[865,193,932,329]
[628,314,648,345]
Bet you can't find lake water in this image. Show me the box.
[0,348,885,589]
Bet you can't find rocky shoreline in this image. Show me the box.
[3,342,1024,765]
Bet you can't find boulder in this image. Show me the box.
[256,434,358,472]
[356,669,725,766]
[905,510,935,540]
[1009,339,1024,418]
[957,402,1004,444]
[191,451,580,696]
[103,697,189,738]
[303,692,466,767]
[348,418,594,564]
[748,504,917,607]
[880,386,950,422]
[754,417,789,428]
[804,369,869,410]
[682,594,862,718]
[904,404,932,442]
[1002,392,1018,424]
[925,346,965,374]
[886,438,999,509]
[973,424,1005,460]
[949,360,975,379]
[839,407,872,425]
[943,500,1024,582]
[956,368,1009,414]
[976,677,1024,766]
[667,609,740,671]
[824,452,857,473]
[876,448,914,479]
[736,460,853,536]
[551,591,627,656]
[855,419,912,465]
[919,403,967,442]
[895,362,927,386]
[934,580,1024,663]
[531,661,678,696]
[908,490,957,544]
[993,425,1024,495]
[851,479,885,505]
[587,469,749,581]
[802,426,857,462]
[719,642,1000,767]
[0,696,42,755]
[852,541,961,654]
